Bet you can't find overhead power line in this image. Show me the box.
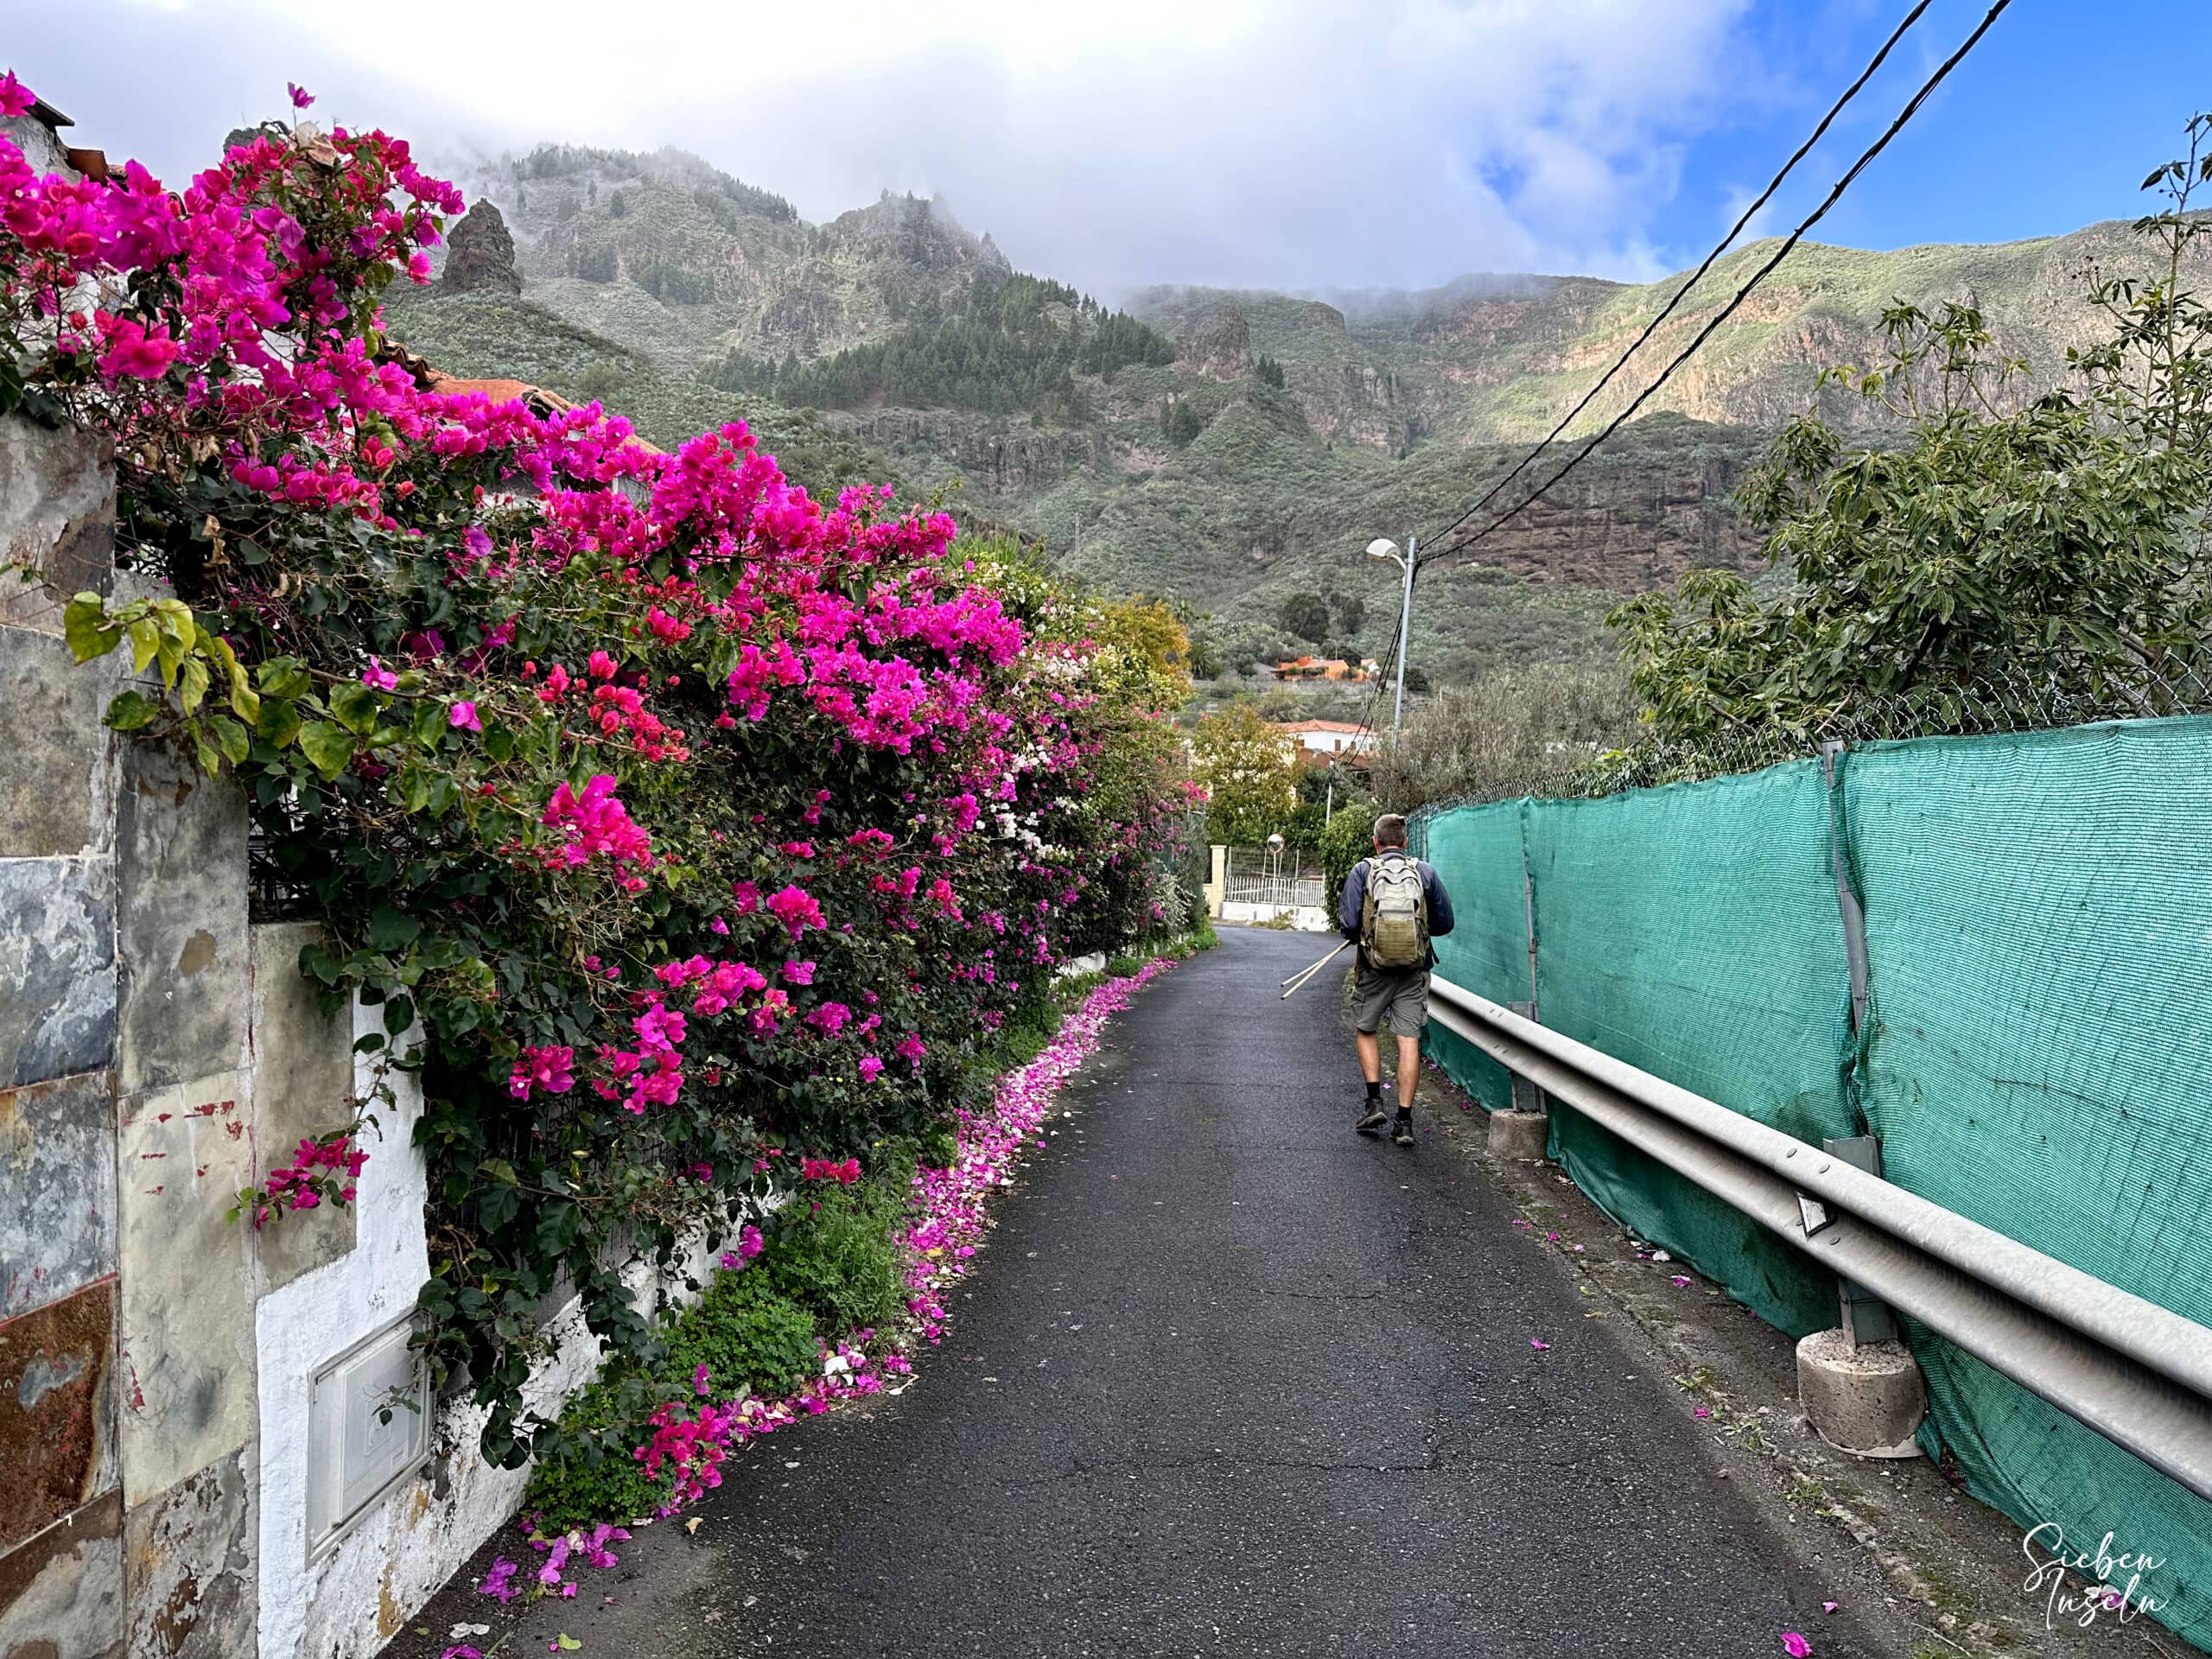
[1414,0,1937,556]
[1418,0,2012,573]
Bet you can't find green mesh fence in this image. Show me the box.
[1844,719,2212,1645]
[1419,718,2212,1651]
[1417,800,1529,1113]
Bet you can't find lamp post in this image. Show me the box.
[1366,534,1417,737]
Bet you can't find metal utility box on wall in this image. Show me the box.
[304,1314,430,1560]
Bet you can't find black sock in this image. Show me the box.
[1395,1101,1412,1117]
[1364,1080,1382,1103]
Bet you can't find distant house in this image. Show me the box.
[1273,719,1375,758]
[1273,655,1380,683]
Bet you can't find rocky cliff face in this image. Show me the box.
[1457,433,1763,590]
[1174,306,1251,381]
[441,202,522,296]
[841,409,1116,494]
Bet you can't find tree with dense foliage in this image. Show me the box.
[1319,798,1379,894]
[719,270,1173,419]
[1368,664,1641,813]
[1612,119,2212,746]
[1190,702,1298,843]
[1162,397,1204,447]
[1277,590,1331,645]
[1255,353,1287,390]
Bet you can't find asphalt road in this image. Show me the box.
[416,926,1884,1658]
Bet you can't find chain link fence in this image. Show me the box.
[1408,662,2212,821]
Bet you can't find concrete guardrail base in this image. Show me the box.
[1796,1329,1926,1459]
[1486,1109,1548,1161]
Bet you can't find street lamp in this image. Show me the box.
[1367,533,1417,738]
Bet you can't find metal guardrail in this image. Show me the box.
[1427,975,2212,1502]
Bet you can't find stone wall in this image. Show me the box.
[0,413,725,1658]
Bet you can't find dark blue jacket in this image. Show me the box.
[1338,854,1455,970]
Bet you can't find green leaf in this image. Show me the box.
[127,617,161,675]
[256,697,302,747]
[103,690,162,731]
[384,995,416,1036]
[209,715,250,766]
[483,725,515,763]
[257,657,311,699]
[330,682,381,735]
[366,906,421,951]
[62,594,118,663]
[557,1637,582,1651]
[298,721,356,779]
[178,655,210,713]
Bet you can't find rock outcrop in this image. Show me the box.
[1174,306,1252,382]
[441,202,522,296]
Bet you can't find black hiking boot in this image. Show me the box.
[1355,1103,1389,1137]
[1392,1109,1414,1147]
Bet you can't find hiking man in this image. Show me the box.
[1338,813,1454,1146]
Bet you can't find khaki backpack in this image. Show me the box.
[1359,851,1429,969]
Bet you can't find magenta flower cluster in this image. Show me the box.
[3,79,1202,1461]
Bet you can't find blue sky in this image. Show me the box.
[1655,0,2209,265]
[9,0,2206,295]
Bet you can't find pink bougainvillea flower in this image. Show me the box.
[858,1054,884,1083]
[93,314,180,382]
[448,700,481,731]
[1671,1275,1692,1287]
[1529,1338,1550,1351]
[1782,1637,1812,1658]
[0,73,34,118]
[477,1559,518,1602]
[288,81,315,108]
[1694,1407,1712,1420]
[1821,1602,1838,1615]
[766,884,823,938]
[507,1045,575,1100]
[361,656,397,692]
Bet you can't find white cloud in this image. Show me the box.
[12,0,1768,294]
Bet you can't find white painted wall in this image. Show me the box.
[1221,900,1332,932]
[253,1001,744,1656]
[254,1006,583,1657]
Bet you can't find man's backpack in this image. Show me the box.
[1360,851,1430,970]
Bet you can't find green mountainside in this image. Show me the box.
[391,142,2206,686]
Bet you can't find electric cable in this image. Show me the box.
[1417,0,2012,571]
[1414,0,1937,554]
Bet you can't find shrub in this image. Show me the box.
[524,1268,821,1528]
[1,86,1198,1466]
[763,1188,906,1338]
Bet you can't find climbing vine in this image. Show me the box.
[0,79,1199,1462]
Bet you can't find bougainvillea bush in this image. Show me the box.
[0,82,1200,1462]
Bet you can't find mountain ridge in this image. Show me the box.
[391,138,2204,683]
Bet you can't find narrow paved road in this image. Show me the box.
[439,928,1883,1657]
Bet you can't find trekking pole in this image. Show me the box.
[1279,938,1347,987]
[1281,938,1351,999]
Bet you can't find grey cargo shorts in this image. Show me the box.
[1351,958,1431,1038]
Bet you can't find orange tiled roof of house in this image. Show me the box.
[419,367,577,414]
[1275,720,1369,734]
[401,359,664,455]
